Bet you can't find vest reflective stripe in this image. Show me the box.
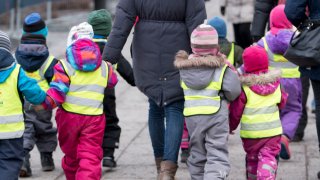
[0,114,24,124]
[241,120,282,131]
[60,60,108,115]
[240,85,282,138]
[25,55,55,91]
[243,105,278,115]
[0,64,24,139]
[184,89,219,97]
[64,96,103,110]
[182,65,227,116]
[184,99,220,107]
[262,38,300,78]
[227,42,235,66]
[69,84,106,94]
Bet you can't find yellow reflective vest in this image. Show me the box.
[25,55,55,91]
[0,64,24,139]
[227,42,235,66]
[262,38,300,78]
[60,60,109,115]
[182,65,228,116]
[240,85,283,139]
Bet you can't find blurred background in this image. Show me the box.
[0,0,116,36]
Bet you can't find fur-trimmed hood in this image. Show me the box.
[240,69,282,95]
[174,50,227,90]
[174,50,226,69]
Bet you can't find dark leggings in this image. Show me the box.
[233,23,252,49]
[311,80,320,151]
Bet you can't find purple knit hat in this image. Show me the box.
[191,23,219,55]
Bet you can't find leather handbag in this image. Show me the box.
[284,20,320,67]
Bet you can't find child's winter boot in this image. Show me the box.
[20,153,32,177]
[41,152,55,171]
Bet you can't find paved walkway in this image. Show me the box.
[11,1,320,179]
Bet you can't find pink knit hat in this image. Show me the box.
[243,46,269,73]
[191,23,219,55]
[270,4,293,35]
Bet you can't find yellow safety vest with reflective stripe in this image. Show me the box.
[0,64,24,139]
[240,85,283,139]
[227,42,235,66]
[262,38,300,78]
[25,55,55,91]
[182,65,228,116]
[60,60,109,115]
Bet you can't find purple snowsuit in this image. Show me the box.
[258,30,302,139]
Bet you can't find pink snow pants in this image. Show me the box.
[56,108,105,180]
[242,136,281,180]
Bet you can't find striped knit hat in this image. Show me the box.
[191,23,219,55]
[0,31,11,52]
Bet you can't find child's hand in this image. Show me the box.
[33,105,44,111]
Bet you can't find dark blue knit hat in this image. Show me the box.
[208,17,227,38]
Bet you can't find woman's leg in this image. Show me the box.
[311,80,320,151]
[163,100,184,163]
[148,99,165,159]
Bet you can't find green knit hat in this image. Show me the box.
[88,9,112,37]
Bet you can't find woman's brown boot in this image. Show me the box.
[159,160,178,180]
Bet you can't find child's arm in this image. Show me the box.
[278,88,288,110]
[107,62,118,89]
[115,54,135,86]
[222,68,242,102]
[229,91,247,133]
[42,62,70,109]
[44,57,59,83]
[18,68,46,105]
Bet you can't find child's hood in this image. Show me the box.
[174,50,226,90]
[66,38,102,72]
[240,69,282,95]
[262,30,294,55]
[15,43,49,72]
[0,49,17,83]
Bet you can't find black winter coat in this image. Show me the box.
[102,0,206,106]
[285,0,320,81]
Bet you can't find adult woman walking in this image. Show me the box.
[285,0,320,178]
[102,0,206,179]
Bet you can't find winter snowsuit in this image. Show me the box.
[93,37,135,158]
[257,30,302,140]
[175,51,241,180]
[229,70,288,180]
[43,39,118,180]
[15,36,58,154]
[0,49,46,180]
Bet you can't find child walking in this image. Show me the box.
[16,12,58,177]
[0,31,46,180]
[229,45,288,180]
[257,5,302,160]
[41,22,118,180]
[208,16,243,67]
[87,9,135,168]
[175,23,241,179]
